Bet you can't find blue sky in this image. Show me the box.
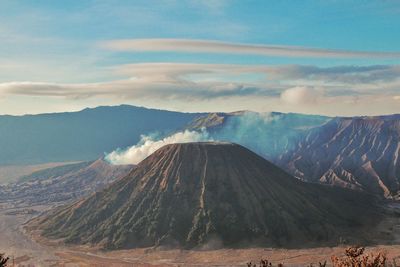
[0,0,399,115]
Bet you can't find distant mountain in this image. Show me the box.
[0,105,203,165]
[187,111,330,159]
[276,115,400,198]
[0,159,133,207]
[188,112,400,198]
[17,161,92,183]
[29,142,381,250]
[3,104,399,199]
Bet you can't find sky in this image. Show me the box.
[0,0,399,116]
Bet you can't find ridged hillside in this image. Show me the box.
[277,116,400,198]
[0,159,133,206]
[29,143,380,249]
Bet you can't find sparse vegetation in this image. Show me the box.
[246,259,284,267]
[331,246,387,267]
[247,246,393,267]
[246,260,326,267]
[0,253,9,267]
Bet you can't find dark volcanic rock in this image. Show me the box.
[30,142,381,249]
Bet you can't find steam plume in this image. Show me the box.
[105,129,211,165]
[105,112,328,165]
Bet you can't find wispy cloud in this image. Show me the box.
[101,39,400,59]
[1,63,399,100]
[0,80,277,101]
[0,62,399,116]
[267,65,400,84]
[111,62,272,81]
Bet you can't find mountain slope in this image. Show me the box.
[277,116,400,198]
[187,111,329,159]
[0,159,133,207]
[188,112,400,198]
[30,142,380,249]
[0,105,203,165]
[17,161,92,183]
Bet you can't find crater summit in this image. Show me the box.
[30,142,380,249]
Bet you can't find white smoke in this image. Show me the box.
[105,129,211,165]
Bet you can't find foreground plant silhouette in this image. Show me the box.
[331,246,387,267]
[246,259,284,267]
[246,246,390,267]
[246,260,326,267]
[0,253,9,267]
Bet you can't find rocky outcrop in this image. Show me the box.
[277,116,400,198]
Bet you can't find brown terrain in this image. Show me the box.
[30,143,385,251]
[1,201,400,266]
[190,112,400,199]
[0,143,399,265]
[277,116,400,198]
[36,244,400,266]
[1,111,400,265]
[0,159,133,266]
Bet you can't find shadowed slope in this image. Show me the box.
[277,116,400,198]
[0,105,203,165]
[30,142,381,249]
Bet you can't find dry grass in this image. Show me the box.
[0,253,9,267]
[331,246,387,267]
[247,246,396,267]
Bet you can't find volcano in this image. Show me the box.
[30,142,381,249]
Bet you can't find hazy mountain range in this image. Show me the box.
[5,105,396,251]
[192,112,400,199]
[0,159,132,208]
[1,105,399,198]
[0,105,202,165]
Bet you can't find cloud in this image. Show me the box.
[1,63,399,108]
[100,39,400,59]
[105,129,211,165]
[0,63,281,100]
[0,80,277,100]
[268,65,400,84]
[111,62,266,81]
[280,86,322,105]
[1,62,399,116]
[1,63,399,101]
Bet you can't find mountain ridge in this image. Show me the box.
[0,105,205,165]
[0,158,133,207]
[29,142,381,250]
[276,116,400,198]
[189,112,400,198]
